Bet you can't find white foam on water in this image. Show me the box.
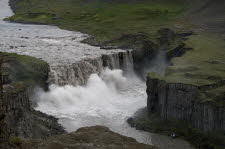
[34,68,152,143]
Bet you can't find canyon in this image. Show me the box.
[0,0,194,148]
[1,0,225,148]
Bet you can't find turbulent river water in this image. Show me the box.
[0,0,194,148]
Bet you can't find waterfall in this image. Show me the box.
[34,66,152,144]
[33,50,154,144]
[48,50,134,86]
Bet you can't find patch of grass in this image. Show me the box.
[8,0,189,43]
[10,136,23,146]
[164,33,225,86]
[197,85,225,107]
[148,72,162,79]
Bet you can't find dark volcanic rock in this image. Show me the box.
[146,76,225,132]
[8,0,20,13]
[4,84,65,139]
[0,52,65,139]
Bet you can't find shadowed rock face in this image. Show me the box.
[21,126,158,149]
[1,53,65,139]
[4,85,65,139]
[146,77,225,132]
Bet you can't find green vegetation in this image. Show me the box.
[148,72,162,80]
[146,32,225,106]
[7,0,190,43]
[1,52,49,93]
[128,108,225,149]
[8,0,224,87]
[10,0,224,86]
[10,136,23,146]
[156,33,225,106]
[164,33,225,86]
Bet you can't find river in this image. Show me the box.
[0,0,194,148]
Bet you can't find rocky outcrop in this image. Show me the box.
[0,52,65,139]
[49,51,133,86]
[8,0,20,13]
[4,84,65,139]
[20,126,158,149]
[146,76,225,132]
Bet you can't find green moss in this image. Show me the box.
[148,72,162,80]
[164,33,225,86]
[197,85,225,107]
[1,52,49,91]
[10,136,23,146]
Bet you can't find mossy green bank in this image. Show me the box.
[1,52,49,93]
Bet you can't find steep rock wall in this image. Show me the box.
[146,77,225,132]
[4,85,65,139]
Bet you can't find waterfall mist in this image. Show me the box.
[34,68,154,143]
[35,68,128,120]
[143,50,169,77]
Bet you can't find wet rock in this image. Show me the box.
[20,36,29,39]
[100,45,118,50]
[167,43,192,59]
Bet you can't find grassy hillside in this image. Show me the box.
[150,32,225,106]
[165,33,225,86]
[7,0,190,43]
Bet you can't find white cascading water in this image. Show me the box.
[34,68,194,149]
[34,68,153,143]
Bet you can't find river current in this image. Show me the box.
[0,0,193,148]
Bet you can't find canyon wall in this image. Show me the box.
[1,52,65,139]
[4,84,65,139]
[146,77,225,132]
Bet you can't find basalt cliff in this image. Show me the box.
[147,77,225,132]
